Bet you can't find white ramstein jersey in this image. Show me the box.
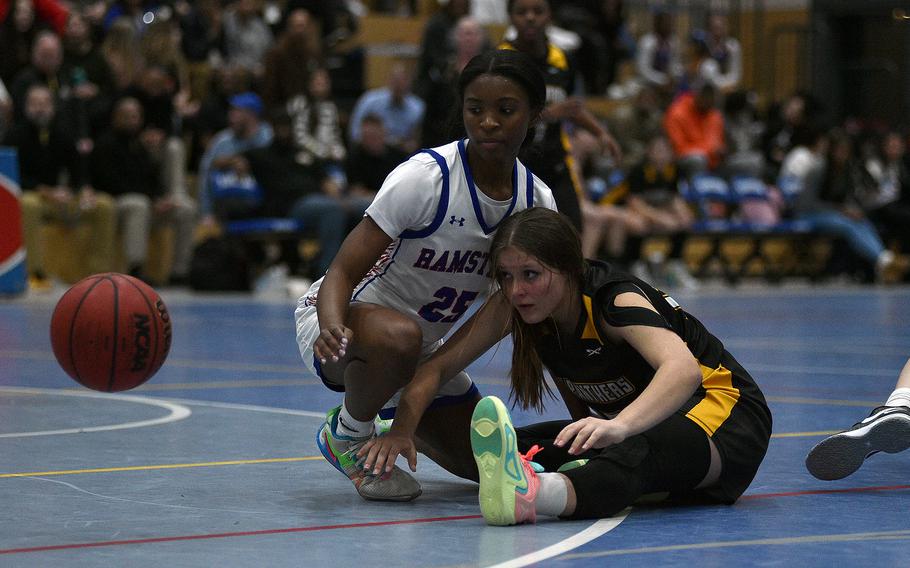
[302,139,557,348]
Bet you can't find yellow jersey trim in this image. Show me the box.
[685,363,741,436]
[581,295,602,342]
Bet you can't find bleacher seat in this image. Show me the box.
[225,217,305,238]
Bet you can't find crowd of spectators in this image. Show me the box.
[2,0,909,291]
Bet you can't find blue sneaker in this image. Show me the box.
[316,406,421,501]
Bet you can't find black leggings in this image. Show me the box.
[516,413,712,519]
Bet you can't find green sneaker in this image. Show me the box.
[316,406,421,501]
[556,459,589,473]
[470,396,541,525]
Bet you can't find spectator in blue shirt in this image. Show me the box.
[197,92,273,229]
[347,63,425,154]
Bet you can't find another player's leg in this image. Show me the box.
[470,396,574,525]
[807,369,910,481]
[805,404,910,481]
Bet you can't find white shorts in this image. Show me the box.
[294,284,476,418]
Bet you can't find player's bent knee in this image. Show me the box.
[372,316,423,358]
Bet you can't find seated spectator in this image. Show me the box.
[761,91,817,182]
[677,32,718,96]
[140,18,199,121]
[287,67,346,167]
[723,90,765,178]
[414,0,470,115]
[704,12,742,94]
[571,129,648,268]
[606,85,664,170]
[344,114,408,200]
[187,63,252,164]
[415,15,490,148]
[222,0,274,79]
[861,131,910,252]
[348,63,425,154]
[781,125,907,284]
[635,9,682,103]
[177,0,225,78]
[1,0,69,84]
[100,16,143,92]
[6,84,115,288]
[61,10,114,137]
[242,109,348,277]
[90,96,197,284]
[10,30,68,123]
[197,91,273,228]
[283,0,359,50]
[622,134,698,288]
[664,82,726,177]
[261,8,322,109]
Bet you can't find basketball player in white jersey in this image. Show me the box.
[295,50,558,501]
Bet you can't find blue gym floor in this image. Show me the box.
[2,282,909,567]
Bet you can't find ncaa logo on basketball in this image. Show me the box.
[131,313,151,372]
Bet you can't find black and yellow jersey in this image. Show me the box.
[534,260,771,446]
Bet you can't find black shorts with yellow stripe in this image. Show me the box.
[684,352,772,503]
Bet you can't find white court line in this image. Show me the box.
[485,511,630,568]
[0,387,191,438]
[158,396,326,418]
[2,389,623,564]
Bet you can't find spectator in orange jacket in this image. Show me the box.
[663,82,725,177]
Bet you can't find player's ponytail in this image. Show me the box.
[490,208,585,411]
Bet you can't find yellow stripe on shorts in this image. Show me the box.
[685,363,741,436]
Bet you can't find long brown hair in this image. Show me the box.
[490,208,586,411]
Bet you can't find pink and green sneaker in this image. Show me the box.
[316,406,421,501]
[470,396,541,526]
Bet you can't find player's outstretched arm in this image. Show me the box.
[359,293,513,474]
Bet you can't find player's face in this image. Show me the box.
[462,74,533,163]
[510,0,550,45]
[497,246,573,326]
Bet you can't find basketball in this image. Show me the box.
[50,273,172,392]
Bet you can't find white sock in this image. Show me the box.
[885,387,910,408]
[535,473,569,517]
[335,402,374,438]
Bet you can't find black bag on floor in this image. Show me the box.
[189,237,252,292]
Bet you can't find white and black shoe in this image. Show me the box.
[805,406,910,481]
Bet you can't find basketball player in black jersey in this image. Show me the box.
[359,207,771,524]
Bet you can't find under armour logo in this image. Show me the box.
[449,216,465,226]
[585,347,602,357]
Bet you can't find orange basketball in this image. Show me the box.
[50,273,172,392]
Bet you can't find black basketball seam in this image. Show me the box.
[118,274,162,388]
[65,275,108,388]
[107,275,119,392]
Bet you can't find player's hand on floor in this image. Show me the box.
[357,432,417,475]
[554,417,630,455]
[314,325,353,364]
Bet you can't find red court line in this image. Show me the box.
[741,484,910,500]
[6,484,909,555]
[0,515,482,555]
